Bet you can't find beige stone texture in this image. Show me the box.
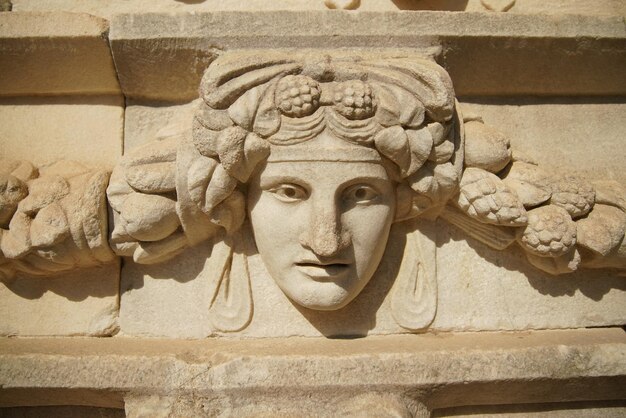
[0,261,120,336]
[432,219,626,331]
[0,96,124,169]
[108,12,626,101]
[0,12,120,96]
[460,99,626,186]
[11,0,626,16]
[118,242,213,339]
[0,329,624,414]
[124,101,196,152]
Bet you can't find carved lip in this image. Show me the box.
[295,261,351,280]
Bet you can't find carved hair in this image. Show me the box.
[189,51,464,233]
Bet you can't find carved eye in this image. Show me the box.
[268,184,308,202]
[343,184,380,205]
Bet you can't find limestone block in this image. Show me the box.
[124,101,196,152]
[118,242,214,338]
[11,0,626,17]
[0,261,120,336]
[460,100,626,186]
[0,12,120,96]
[0,96,124,169]
[0,329,624,411]
[109,12,626,101]
[432,219,626,331]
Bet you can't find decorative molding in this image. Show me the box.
[1,51,624,333]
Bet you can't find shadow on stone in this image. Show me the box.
[439,219,626,301]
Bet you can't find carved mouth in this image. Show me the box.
[295,262,350,280]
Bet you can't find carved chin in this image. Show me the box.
[284,287,355,311]
[275,270,369,311]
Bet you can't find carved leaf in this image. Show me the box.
[187,155,219,208]
[501,161,552,208]
[1,212,32,258]
[428,139,454,164]
[440,205,517,250]
[593,180,626,213]
[29,202,70,248]
[549,175,595,219]
[0,174,28,228]
[526,249,581,276]
[455,167,527,226]
[81,170,116,263]
[106,167,135,213]
[373,126,411,175]
[406,128,433,177]
[18,175,69,216]
[427,121,448,146]
[576,204,626,256]
[229,82,268,131]
[202,165,238,215]
[133,232,188,264]
[517,205,576,257]
[194,101,233,131]
[0,159,38,181]
[371,82,425,128]
[209,190,246,234]
[203,62,301,109]
[122,138,178,194]
[364,58,455,122]
[120,193,179,242]
[409,161,460,210]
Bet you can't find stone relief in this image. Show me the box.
[0,160,114,279]
[0,51,624,333]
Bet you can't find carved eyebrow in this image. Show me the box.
[338,176,392,190]
[258,175,310,189]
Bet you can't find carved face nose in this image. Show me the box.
[299,205,351,258]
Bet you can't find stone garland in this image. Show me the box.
[0,54,624,282]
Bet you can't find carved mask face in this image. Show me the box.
[247,131,396,310]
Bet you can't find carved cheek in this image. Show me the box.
[343,201,395,275]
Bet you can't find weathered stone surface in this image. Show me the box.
[433,219,626,331]
[0,329,624,413]
[0,262,120,336]
[118,242,213,338]
[459,100,626,186]
[463,119,511,173]
[0,12,120,96]
[0,96,124,169]
[11,0,626,16]
[108,12,626,101]
[118,222,437,338]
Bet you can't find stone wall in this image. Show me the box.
[0,2,624,416]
